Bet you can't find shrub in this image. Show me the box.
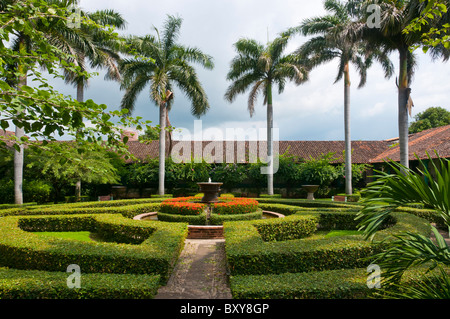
[212,198,259,215]
[224,211,430,276]
[0,267,161,299]
[252,215,318,242]
[0,214,187,283]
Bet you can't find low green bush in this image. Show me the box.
[0,267,161,299]
[252,215,318,242]
[0,214,187,283]
[209,210,263,225]
[157,212,207,225]
[0,203,161,219]
[224,211,430,276]
[230,266,446,299]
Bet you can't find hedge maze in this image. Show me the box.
[0,197,441,299]
[226,201,434,299]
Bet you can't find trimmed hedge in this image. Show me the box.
[0,203,161,219]
[0,214,187,283]
[254,197,362,209]
[209,210,263,225]
[157,212,207,225]
[252,214,318,242]
[230,266,448,299]
[224,211,431,276]
[0,267,160,299]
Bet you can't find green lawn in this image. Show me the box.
[33,231,95,242]
[324,230,364,238]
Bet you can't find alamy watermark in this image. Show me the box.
[367,264,381,289]
[170,120,279,175]
[66,4,81,29]
[67,264,81,289]
[366,4,381,29]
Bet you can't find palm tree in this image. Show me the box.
[224,35,310,195]
[356,153,450,298]
[357,0,450,169]
[59,8,126,201]
[293,0,394,195]
[62,8,127,104]
[119,15,214,196]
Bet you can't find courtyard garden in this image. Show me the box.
[1,0,450,303]
[0,175,448,299]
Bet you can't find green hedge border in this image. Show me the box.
[0,214,187,284]
[0,202,162,219]
[230,266,449,299]
[0,267,161,299]
[224,211,431,276]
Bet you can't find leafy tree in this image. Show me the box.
[297,152,340,188]
[357,0,450,169]
[409,106,450,133]
[0,0,151,204]
[403,0,450,52]
[224,34,310,195]
[292,0,394,195]
[119,14,214,196]
[26,142,119,202]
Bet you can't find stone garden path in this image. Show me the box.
[154,239,232,299]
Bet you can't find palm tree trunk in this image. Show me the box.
[159,102,166,196]
[75,179,81,202]
[14,39,27,205]
[398,47,410,170]
[165,110,173,157]
[76,81,84,104]
[266,82,274,196]
[14,125,24,205]
[344,63,352,195]
[75,80,84,202]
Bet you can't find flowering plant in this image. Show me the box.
[160,197,205,215]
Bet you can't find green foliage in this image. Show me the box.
[408,106,450,133]
[0,179,53,204]
[224,209,429,277]
[0,0,152,154]
[252,215,318,242]
[0,267,161,299]
[297,152,339,186]
[23,180,53,204]
[0,214,187,283]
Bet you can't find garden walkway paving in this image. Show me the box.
[154,239,232,299]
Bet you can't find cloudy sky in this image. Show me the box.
[48,0,450,142]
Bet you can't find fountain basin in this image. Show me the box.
[197,182,223,203]
[302,185,319,200]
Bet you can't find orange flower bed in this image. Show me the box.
[160,196,259,216]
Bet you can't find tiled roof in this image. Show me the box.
[0,130,16,147]
[125,139,391,164]
[370,124,450,163]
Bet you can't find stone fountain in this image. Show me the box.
[302,185,319,200]
[197,178,223,204]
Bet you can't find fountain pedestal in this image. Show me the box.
[302,185,319,200]
[197,182,223,203]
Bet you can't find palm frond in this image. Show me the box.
[357,152,450,240]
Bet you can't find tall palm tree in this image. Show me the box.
[293,0,394,195]
[62,8,127,104]
[59,8,126,201]
[224,35,310,195]
[357,0,450,169]
[119,15,214,196]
